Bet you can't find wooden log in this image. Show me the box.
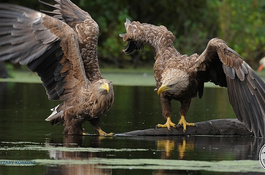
[115,119,254,137]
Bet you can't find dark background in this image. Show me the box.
[1,0,265,69]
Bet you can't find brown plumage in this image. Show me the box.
[0,0,114,135]
[120,19,265,137]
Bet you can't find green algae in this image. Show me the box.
[0,158,263,173]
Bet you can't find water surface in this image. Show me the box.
[0,82,264,174]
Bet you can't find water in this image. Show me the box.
[0,82,264,174]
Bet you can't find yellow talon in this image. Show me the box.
[97,128,114,136]
[178,115,195,132]
[106,132,114,136]
[156,117,176,130]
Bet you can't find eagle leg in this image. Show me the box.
[156,117,176,130]
[62,117,85,135]
[177,115,195,132]
[63,123,84,135]
[90,118,113,136]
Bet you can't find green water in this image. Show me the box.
[0,82,264,174]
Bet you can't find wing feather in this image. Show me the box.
[0,3,89,102]
[197,38,265,137]
[40,0,102,82]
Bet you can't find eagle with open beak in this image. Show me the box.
[120,19,265,137]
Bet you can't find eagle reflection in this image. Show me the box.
[154,136,263,175]
[155,136,263,160]
[44,135,112,175]
[156,138,194,159]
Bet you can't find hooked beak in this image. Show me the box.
[119,18,131,40]
[157,84,172,95]
[100,83,110,93]
[125,18,131,28]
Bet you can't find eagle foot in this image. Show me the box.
[97,128,114,136]
[156,117,176,130]
[177,115,195,132]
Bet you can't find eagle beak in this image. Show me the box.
[157,84,171,95]
[119,18,131,41]
[100,83,110,93]
[119,33,125,37]
[125,18,131,28]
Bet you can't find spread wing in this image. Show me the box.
[39,0,102,82]
[0,3,89,102]
[197,38,265,137]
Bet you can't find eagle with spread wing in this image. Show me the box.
[0,0,114,135]
[120,19,265,137]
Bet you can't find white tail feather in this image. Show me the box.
[45,105,62,121]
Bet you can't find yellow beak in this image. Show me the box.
[100,83,110,93]
[157,84,172,95]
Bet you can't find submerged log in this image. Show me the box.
[115,119,255,137]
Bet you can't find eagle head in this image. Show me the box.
[119,19,144,55]
[95,79,113,95]
[120,18,175,54]
[157,69,189,96]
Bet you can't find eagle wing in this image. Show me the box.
[39,0,102,82]
[196,38,265,137]
[0,3,89,101]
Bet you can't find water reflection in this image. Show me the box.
[39,135,265,175]
[0,82,264,174]
[119,136,264,161]
[44,136,112,175]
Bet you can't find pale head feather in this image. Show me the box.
[161,68,189,95]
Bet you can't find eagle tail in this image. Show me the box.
[45,105,64,125]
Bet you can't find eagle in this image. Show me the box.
[120,19,265,137]
[0,0,114,136]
